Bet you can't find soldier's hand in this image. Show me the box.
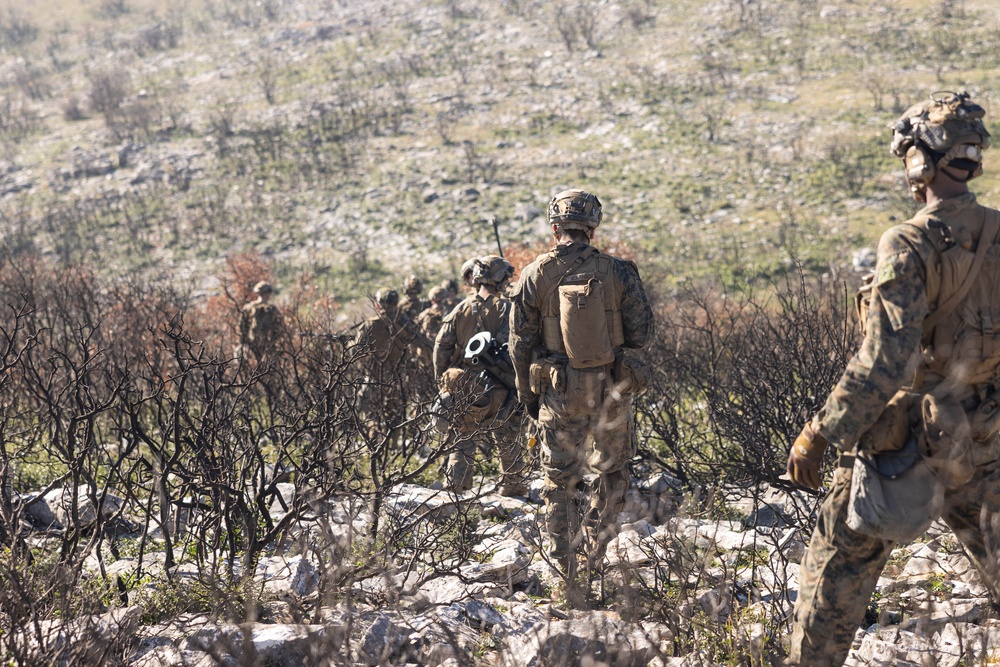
[519,391,540,421]
[786,421,829,490]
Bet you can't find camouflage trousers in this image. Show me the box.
[446,419,525,492]
[789,448,1000,667]
[538,365,635,568]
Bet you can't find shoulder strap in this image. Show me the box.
[537,246,596,310]
[923,208,1000,333]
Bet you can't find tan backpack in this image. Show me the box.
[537,247,625,369]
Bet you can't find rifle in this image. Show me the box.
[491,217,504,258]
[298,331,353,344]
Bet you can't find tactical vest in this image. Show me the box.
[859,205,1000,389]
[917,207,1000,387]
[536,246,625,368]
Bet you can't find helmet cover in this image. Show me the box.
[547,188,603,230]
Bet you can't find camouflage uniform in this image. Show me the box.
[240,298,283,360]
[434,292,523,491]
[509,242,653,566]
[790,193,1000,666]
[398,276,429,320]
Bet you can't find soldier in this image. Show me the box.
[441,278,461,310]
[786,92,1000,667]
[434,256,526,496]
[509,189,653,601]
[398,275,428,320]
[353,288,413,378]
[239,281,284,360]
[459,258,478,291]
[416,285,452,341]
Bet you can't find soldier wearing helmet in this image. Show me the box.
[787,92,1000,667]
[398,275,429,320]
[239,280,284,361]
[416,285,452,342]
[433,254,525,495]
[509,188,653,605]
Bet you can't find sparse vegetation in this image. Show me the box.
[1,0,999,663]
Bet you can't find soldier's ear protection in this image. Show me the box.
[904,144,936,188]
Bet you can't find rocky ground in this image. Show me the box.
[14,468,1000,666]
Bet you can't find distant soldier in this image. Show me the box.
[441,278,461,310]
[416,285,452,341]
[398,275,428,320]
[786,92,1000,667]
[434,256,525,495]
[239,281,284,360]
[509,189,653,602]
[353,288,413,378]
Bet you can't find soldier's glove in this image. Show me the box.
[786,421,829,490]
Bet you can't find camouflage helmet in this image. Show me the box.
[890,91,991,200]
[253,281,273,294]
[459,257,478,284]
[428,285,448,303]
[441,278,459,295]
[403,274,423,297]
[472,255,515,287]
[547,188,602,230]
[375,288,399,308]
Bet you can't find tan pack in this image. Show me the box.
[537,247,625,369]
[559,272,614,368]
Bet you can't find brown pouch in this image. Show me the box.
[921,390,974,488]
[857,388,918,454]
[559,278,614,369]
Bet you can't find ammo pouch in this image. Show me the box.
[558,275,615,369]
[529,357,566,394]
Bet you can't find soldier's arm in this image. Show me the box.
[616,259,654,349]
[434,316,458,379]
[509,268,541,402]
[816,226,931,451]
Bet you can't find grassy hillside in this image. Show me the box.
[2,0,1000,301]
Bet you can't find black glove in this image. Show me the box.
[525,399,540,421]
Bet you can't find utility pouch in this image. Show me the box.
[847,435,944,543]
[529,358,567,394]
[857,389,919,454]
[855,272,875,337]
[920,390,975,488]
[558,275,614,369]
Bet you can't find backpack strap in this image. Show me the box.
[537,246,596,314]
[922,208,1000,335]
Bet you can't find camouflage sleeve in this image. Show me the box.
[615,259,654,349]
[816,227,931,451]
[434,314,458,380]
[509,265,541,402]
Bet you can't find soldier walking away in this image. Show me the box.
[353,288,417,448]
[398,275,428,320]
[786,91,1000,667]
[239,281,284,361]
[441,278,461,310]
[509,189,653,605]
[417,285,452,342]
[434,256,526,496]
